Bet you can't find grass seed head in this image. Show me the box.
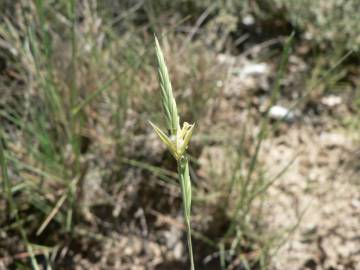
[151,36,195,161]
[154,35,180,135]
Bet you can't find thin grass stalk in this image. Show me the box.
[178,157,195,270]
[0,130,15,220]
[0,130,40,270]
[218,33,295,268]
[66,0,80,233]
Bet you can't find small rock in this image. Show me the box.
[268,105,295,122]
[233,63,269,78]
[351,198,360,209]
[242,15,255,26]
[321,95,342,107]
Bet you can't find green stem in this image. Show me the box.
[178,157,195,270]
[185,219,195,270]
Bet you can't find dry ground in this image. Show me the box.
[195,52,360,270]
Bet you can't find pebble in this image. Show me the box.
[268,105,295,122]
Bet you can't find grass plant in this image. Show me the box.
[150,36,195,270]
[0,1,357,269]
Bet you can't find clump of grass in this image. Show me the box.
[150,36,195,270]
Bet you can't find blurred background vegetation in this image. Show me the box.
[0,0,359,269]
